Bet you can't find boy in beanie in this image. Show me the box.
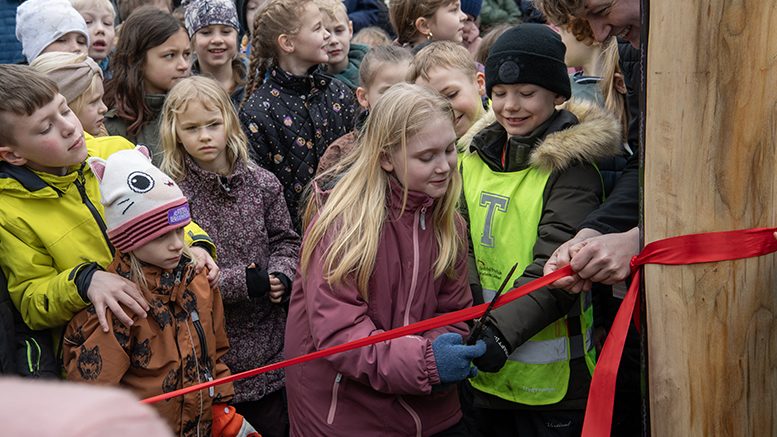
[458,23,622,436]
[185,0,247,106]
[63,146,258,437]
[15,0,90,62]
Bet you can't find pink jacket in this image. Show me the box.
[284,181,472,437]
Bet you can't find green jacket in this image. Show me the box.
[333,43,369,90]
[480,0,522,29]
[104,94,165,165]
[0,134,215,331]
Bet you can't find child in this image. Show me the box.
[63,146,255,437]
[238,0,358,231]
[285,83,485,436]
[118,0,172,21]
[460,0,482,57]
[160,76,300,437]
[236,0,267,57]
[69,0,116,77]
[314,0,369,90]
[30,52,108,137]
[0,65,216,375]
[459,24,622,436]
[104,7,191,164]
[316,44,412,174]
[351,26,392,47]
[185,0,247,107]
[15,0,89,63]
[408,41,489,143]
[389,0,466,49]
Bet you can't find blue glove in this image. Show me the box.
[431,333,486,384]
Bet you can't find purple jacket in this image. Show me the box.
[178,156,300,403]
[284,180,472,436]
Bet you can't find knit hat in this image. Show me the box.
[184,0,240,38]
[484,23,571,99]
[32,54,103,104]
[88,146,192,253]
[15,0,90,62]
[460,0,483,18]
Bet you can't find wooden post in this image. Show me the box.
[644,0,777,435]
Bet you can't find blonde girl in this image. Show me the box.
[389,0,467,48]
[238,0,358,231]
[161,76,299,437]
[30,52,108,137]
[285,83,485,436]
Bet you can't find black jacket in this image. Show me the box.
[239,64,357,230]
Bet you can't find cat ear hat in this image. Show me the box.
[88,146,191,253]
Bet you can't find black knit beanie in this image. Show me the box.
[484,23,571,99]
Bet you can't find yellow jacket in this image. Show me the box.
[0,134,215,330]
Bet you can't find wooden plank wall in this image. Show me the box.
[644,1,777,435]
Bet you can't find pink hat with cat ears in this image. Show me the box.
[88,146,191,253]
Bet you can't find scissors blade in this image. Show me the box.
[467,262,519,345]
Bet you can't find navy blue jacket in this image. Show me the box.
[343,0,394,36]
[0,0,23,64]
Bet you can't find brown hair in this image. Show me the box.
[240,0,311,109]
[389,0,457,46]
[104,7,185,136]
[118,0,171,21]
[407,41,477,83]
[533,0,586,27]
[473,23,510,65]
[0,65,59,144]
[359,45,413,87]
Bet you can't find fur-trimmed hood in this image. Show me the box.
[464,99,622,173]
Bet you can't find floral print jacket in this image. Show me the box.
[239,64,357,231]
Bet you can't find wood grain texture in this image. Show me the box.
[645,1,777,435]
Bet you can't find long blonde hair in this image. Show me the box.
[240,0,312,109]
[598,37,629,142]
[300,83,463,300]
[159,76,250,180]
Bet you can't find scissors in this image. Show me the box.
[467,262,519,345]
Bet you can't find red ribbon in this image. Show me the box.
[143,226,777,437]
[581,227,777,437]
[142,264,574,404]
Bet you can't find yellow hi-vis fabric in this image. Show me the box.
[461,152,595,405]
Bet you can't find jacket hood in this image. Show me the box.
[466,98,622,173]
[530,98,623,172]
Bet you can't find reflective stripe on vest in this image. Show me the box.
[461,151,597,405]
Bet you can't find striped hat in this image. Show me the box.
[88,146,191,253]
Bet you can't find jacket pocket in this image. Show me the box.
[326,373,343,425]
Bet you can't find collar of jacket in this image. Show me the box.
[182,153,247,195]
[145,93,166,115]
[386,175,435,219]
[113,251,196,306]
[268,63,331,96]
[469,99,623,173]
[0,160,84,199]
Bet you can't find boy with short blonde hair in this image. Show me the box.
[408,41,490,141]
[69,0,116,72]
[314,0,369,89]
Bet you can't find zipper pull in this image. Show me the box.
[204,369,215,397]
[419,207,427,231]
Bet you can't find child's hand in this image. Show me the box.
[268,274,286,304]
[191,246,221,287]
[87,271,150,332]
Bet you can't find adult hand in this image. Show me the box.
[191,246,220,288]
[87,271,149,332]
[544,228,603,292]
[568,227,640,286]
[268,274,285,304]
